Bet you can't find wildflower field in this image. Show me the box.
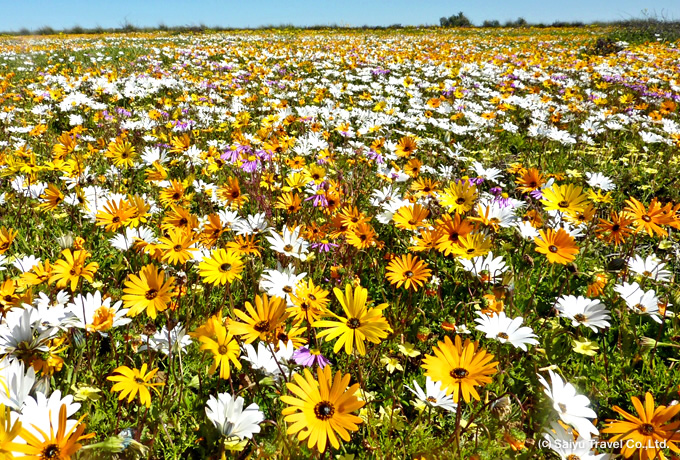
[0,27,679,459]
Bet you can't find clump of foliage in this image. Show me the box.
[440,12,473,28]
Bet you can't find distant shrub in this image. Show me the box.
[606,17,680,44]
[35,26,55,35]
[504,17,528,28]
[440,12,472,28]
[481,20,501,28]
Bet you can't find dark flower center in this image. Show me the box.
[427,396,437,403]
[548,245,559,253]
[42,444,61,459]
[456,197,466,205]
[283,244,293,252]
[450,368,469,379]
[254,320,270,332]
[218,345,229,355]
[347,318,361,329]
[496,332,509,339]
[405,270,414,278]
[145,289,158,300]
[642,215,651,222]
[573,313,586,322]
[173,244,183,252]
[558,200,569,208]
[611,224,620,231]
[640,423,655,435]
[314,401,335,420]
[219,263,232,272]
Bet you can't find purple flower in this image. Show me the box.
[292,347,329,368]
[311,240,338,253]
[494,196,512,208]
[221,148,239,163]
[365,150,384,164]
[530,189,544,200]
[304,188,329,207]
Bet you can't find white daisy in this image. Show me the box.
[11,255,41,273]
[0,357,36,411]
[405,377,456,412]
[259,264,307,306]
[554,295,611,332]
[538,370,599,439]
[627,254,671,282]
[140,323,192,355]
[585,172,615,191]
[265,226,309,260]
[614,281,662,323]
[232,212,270,236]
[474,311,538,351]
[205,392,264,440]
[459,252,507,283]
[242,340,294,379]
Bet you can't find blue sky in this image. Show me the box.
[2,0,679,31]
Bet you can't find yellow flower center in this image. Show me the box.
[574,314,586,322]
[283,244,294,252]
[496,332,509,339]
